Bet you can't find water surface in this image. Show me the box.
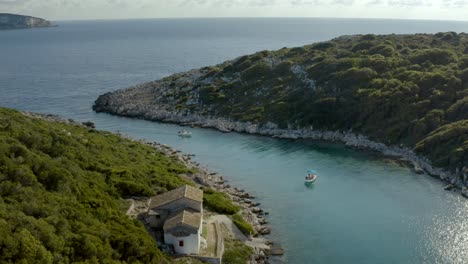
[1,18,467,263]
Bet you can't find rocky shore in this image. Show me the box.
[144,140,281,263]
[22,112,95,129]
[93,75,468,198]
[25,111,279,263]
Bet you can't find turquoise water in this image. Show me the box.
[1,18,467,263]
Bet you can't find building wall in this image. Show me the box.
[148,196,203,255]
[165,230,201,255]
[156,198,202,213]
[146,209,169,228]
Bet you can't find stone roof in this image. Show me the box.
[164,209,202,232]
[148,185,203,209]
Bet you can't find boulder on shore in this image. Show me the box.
[269,246,284,256]
[444,184,455,191]
[413,162,424,174]
[462,187,468,198]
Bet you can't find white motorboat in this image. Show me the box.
[178,130,192,137]
[305,169,317,184]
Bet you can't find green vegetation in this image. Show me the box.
[0,107,196,263]
[223,240,254,264]
[232,214,254,236]
[169,32,468,171]
[202,223,208,239]
[202,188,240,215]
[202,188,255,238]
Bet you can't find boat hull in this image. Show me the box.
[305,174,317,184]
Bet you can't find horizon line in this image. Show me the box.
[52,16,468,23]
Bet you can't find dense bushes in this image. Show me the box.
[447,96,468,121]
[179,33,468,171]
[409,48,456,65]
[0,107,197,263]
[241,62,272,81]
[202,188,240,215]
[414,120,468,167]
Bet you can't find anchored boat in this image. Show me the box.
[305,169,317,184]
[178,130,192,137]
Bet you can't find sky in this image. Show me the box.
[1,0,468,21]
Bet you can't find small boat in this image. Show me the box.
[305,169,317,184]
[178,130,192,137]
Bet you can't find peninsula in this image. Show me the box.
[0,107,272,263]
[0,13,52,30]
[94,32,468,194]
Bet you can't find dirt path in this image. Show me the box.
[208,215,246,241]
[207,215,270,251]
[205,223,217,257]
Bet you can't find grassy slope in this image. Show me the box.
[166,32,467,171]
[0,107,196,263]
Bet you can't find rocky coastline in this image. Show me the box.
[94,83,468,198]
[25,111,279,263]
[144,140,281,263]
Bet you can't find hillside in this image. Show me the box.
[0,13,52,30]
[94,32,468,183]
[0,107,196,263]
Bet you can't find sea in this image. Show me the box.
[1,18,467,264]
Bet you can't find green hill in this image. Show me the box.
[0,107,194,263]
[94,32,468,175]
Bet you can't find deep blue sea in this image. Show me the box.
[1,18,467,264]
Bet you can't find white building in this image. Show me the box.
[146,185,203,255]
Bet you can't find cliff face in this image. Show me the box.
[0,13,52,29]
[93,32,468,189]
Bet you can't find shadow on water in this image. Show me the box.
[304,182,316,189]
[238,133,376,160]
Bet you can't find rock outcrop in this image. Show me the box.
[93,76,468,196]
[94,33,468,197]
[144,141,277,263]
[0,13,52,30]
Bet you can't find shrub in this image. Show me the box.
[447,96,468,121]
[241,62,272,81]
[351,41,374,52]
[223,240,254,264]
[409,48,456,65]
[203,188,239,215]
[113,179,154,197]
[232,214,254,236]
[369,44,395,57]
[0,107,191,263]
[312,42,335,51]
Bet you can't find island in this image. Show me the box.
[94,32,468,196]
[0,107,274,263]
[0,13,52,30]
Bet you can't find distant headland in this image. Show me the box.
[0,13,53,30]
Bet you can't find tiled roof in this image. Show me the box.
[148,185,203,209]
[163,209,202,231]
